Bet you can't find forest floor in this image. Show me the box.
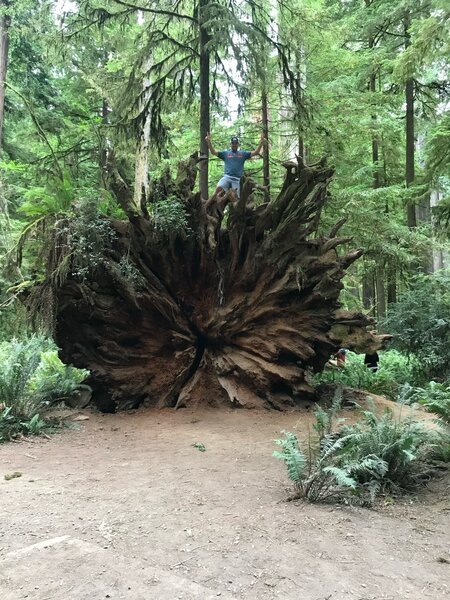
[0,401,449,600]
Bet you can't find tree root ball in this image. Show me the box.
[36,155,387,411]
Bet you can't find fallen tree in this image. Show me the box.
[29,155,388,412]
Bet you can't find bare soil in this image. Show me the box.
[1,404,449,600]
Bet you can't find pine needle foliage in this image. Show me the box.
[383,272,450,382]
[74,0,302,151]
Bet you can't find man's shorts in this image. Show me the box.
[217,175,240,196]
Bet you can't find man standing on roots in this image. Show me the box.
[205,132,265,197]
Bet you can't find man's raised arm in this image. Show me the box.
[205,132,219,156]
[250,133,266,157]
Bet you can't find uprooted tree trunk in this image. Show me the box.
[31,155,388,412]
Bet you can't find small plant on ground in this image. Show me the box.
[0,335,89,442]
[274,401,442,505]
[338,407,435,496]
[192,442,206,452]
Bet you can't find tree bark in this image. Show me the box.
[133,59,152,212]
[362,271,375,316]
[0,7,11,152]
[387,265,396,305]
[375,264,386,323]
[32,156,388,412]
[367,53,385,315]
[99,98,110,187]
[198,0,210,200]
[366,19,380,191]
[261,87,270,203]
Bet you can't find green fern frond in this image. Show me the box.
[322,466,357,489]
[273,431,307,485]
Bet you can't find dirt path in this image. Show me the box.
[1,407,449,600]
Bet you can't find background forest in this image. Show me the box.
[0,0,450,445]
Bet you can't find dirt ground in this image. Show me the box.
[1,405,449,600]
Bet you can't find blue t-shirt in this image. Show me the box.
[217,149,252,178]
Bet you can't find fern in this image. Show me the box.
[0,337,43,416]
[273,431,306,486]
[0,335,89,442]
[274,404,441,505]
[20,414,47,435]
[339,409,433,490]
[322,466,356,489]
[29,350,89,402]
[314,350,416,400]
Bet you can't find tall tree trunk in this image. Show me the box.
[295,45,306,162]
[0,8,11,152]
[375,264,386,323]
[363,272,375,316]
[366,30,385,316]
[134,60,152,212]
[367,28,380,190]
[404,13,416,228]
[363,20,386,318]
[381,133,397,302]
[387,265,397,305]
[371,138,380,187]
[99,98,109,187]
[198,0,210,200]
[261,86,270,203]
[431,189,446,271]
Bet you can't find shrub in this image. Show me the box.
[274,403,439,505]
[314,350,415,399]
[383,271,450,382]
[0,335,89,441]
[338,408,435,495]
[396,381,450,462]
[397,380,450,423]
[0,336,49,418]
[29,350,89,404]
[152,197,191,234]
[69,197,118,281]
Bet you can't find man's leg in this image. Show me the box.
[230,178,240,198]
[216,175,232,196]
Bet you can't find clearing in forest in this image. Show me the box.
[1,405,449,600]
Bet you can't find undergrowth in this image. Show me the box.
[0,335,89,442]
[274,396,446,505]
[313,350,417,399]
[396,381,450,461]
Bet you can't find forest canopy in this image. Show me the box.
[0,0,449,412]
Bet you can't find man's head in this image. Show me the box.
[231,136,239,151]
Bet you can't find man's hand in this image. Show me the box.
[205,132,218,156]
[251,133,266,157]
